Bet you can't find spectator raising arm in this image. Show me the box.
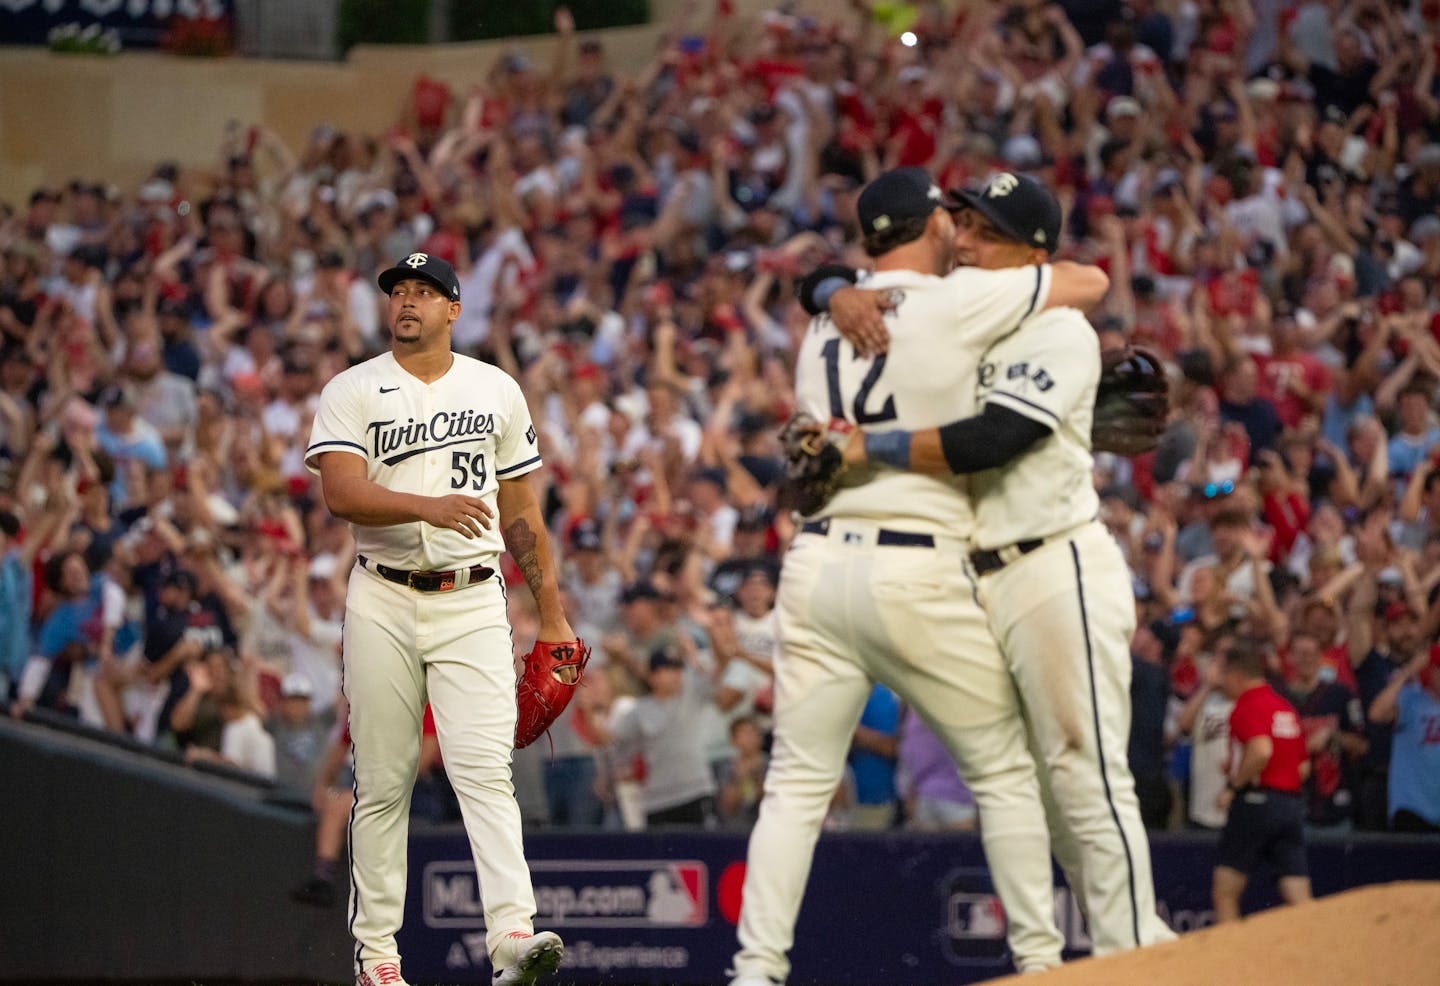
[1368,651,1431,725]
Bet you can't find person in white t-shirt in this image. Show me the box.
[1172,647,1236,829]
[267,551,345,713]
[688,467,738,561]
[711,566,777,731]
[218,688,278,777]
[622,381,703,465]
[261,356,320,440]
[559,518,621,644]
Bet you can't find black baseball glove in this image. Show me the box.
[1091,345,1170,456]
[777,412,851,516]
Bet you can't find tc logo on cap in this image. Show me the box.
[986,174,1019,198]
[379,251,461,299]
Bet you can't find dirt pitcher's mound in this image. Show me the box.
[986,882,1440,986]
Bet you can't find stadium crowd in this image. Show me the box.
[2,0,1440,848]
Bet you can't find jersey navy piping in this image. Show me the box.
[1024,265,1043,319]
[496,455,541,477]
[1071,540,1141,946]
[989,389,1062,427]
[343,641,363,971]
[309,439,367,456]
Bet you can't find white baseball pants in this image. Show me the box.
[341,566,536,976]
[733,521,1064,982]
[974,522,1176,955]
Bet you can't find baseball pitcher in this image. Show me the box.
[306,253,574,986]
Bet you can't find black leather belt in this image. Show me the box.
[969,539,1044,577]
[359,555,494,592]
[800,519,935,547]
[1244,786,1301,798]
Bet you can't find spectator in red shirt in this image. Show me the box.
[1212,638,1312,923]
[1287,597,1359,693]
[1256,445,1311,559]
[1127,275,1188,357]
[1253,307,1331,429]
[885,68,943,168]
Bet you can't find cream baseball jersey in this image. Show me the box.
[305,351,540,569]
[968,306,1100,549]
[794,263,1053,535]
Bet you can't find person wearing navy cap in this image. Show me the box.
[376,250,462,301]
[817,168,1182,958]
[946,170,1064,254]
[305,251,573,986]
[728,169,1114,986]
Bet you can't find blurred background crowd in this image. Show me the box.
[2,0,1440,854]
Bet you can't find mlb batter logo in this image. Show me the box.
[948,892,1006,940]
[941,869,1011,966]
[645,863,706,926]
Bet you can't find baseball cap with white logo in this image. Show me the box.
[949,172,1063,255]
[377,252,461,301]
[280,672,314,699]
[1107,96,1143,120]
[856,166,952,238]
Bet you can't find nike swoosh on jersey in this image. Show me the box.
[379,386,399,393]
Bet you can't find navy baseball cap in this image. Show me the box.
[164,569,198,594]
[649,644,685,671]
[569,518,603,553]
[856,166,950,238]
[377,252,461,301]
[950,172,1063,254]
[99,385,133,409]
[621,581,664,605]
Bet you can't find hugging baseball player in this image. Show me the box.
[306,253,574,986]
[817,173,1178,955]
[728,168,1113,986]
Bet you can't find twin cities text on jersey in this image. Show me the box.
[367,409,496,465]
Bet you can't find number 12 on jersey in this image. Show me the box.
[821,338,897,425]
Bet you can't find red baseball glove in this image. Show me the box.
[515,637,592,750]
